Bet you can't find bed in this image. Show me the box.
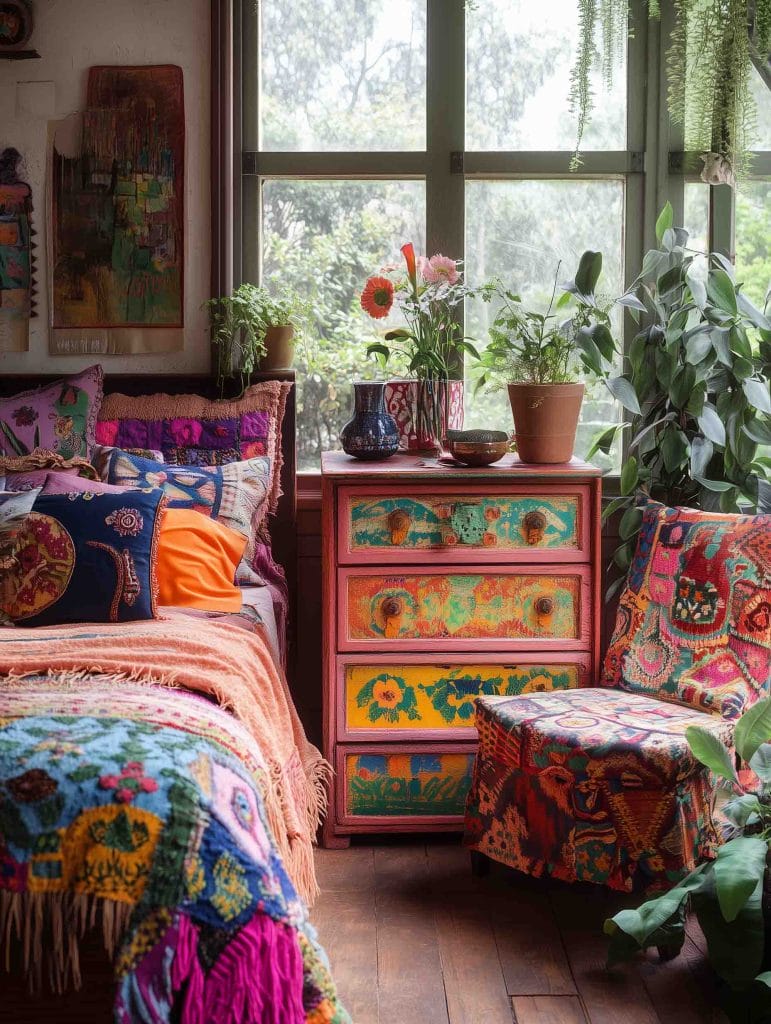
[0,370,348,1024]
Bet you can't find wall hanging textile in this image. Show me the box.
[0,147,35,352]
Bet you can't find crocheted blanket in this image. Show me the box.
[0,621,348,1023]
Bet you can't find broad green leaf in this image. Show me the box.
[619,505,643,540]
[655,202,673,244]
[743,377,771,416]
[697,477,736,493]
[686,269,708,308]
[605,864,706,953]
[574,250,603,297]
[734,697,771,763]
[587,424,621,459]
[714,836,768,922]
[590,322,616,362]
[661,427,688,472]
[749,744,771,784]
[710,328,732,366]
[618,292,647,313]
[737,291,771,331]
[690,436,713,479]
[722,793,763,827]
[685,725,739,785]
[366,343,391,361]
[606,376,642,415]
[707,269,738,315]
[744,419,771,445]
[685,331,712,364]
[694,873,764,989]
[601,494,632,523]
[698,405,726,446]
[620,456,639,496]
[755,972,771,988]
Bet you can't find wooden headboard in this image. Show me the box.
[0,369,298,667]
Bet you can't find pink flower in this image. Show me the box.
[122,761,144,777]
[99,775,119,789]
[115,788,135,803]
[422,254,460,285]
[140,778,158,793]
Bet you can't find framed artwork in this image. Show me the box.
[49,65,185,355]
[0,1,34,54]
[0,147,34,352]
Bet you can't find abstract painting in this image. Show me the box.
[0,147,35,352]
[49,65,184,355]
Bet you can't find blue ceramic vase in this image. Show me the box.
[340,381,399,460]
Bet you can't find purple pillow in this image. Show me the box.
[0,366,103,460]
[4,468,78,492]
[42,471,131,496]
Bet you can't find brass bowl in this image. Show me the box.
[444,429,511,466]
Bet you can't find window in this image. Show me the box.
[241,0,768,472]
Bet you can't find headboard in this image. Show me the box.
[0,369,298,668]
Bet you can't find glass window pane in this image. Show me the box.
[466,0,626,151]
[683,183,710,252]
[261,180,425,470]
[464,180,625,471]
[259,0,426,152]
[736,180,771,311]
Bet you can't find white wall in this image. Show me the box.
[0,0,211,375]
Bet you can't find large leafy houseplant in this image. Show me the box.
[590,203,771,591]
[569,1,771,181]
[605,698,771,1023]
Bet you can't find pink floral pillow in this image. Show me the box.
[0,366,103,459]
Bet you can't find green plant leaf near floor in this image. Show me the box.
[605,697,771,1024]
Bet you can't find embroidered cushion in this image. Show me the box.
[603,504,771,719]
[0,489,41,625]
[95,380,290,516]
[3,468,79,491]
[102,448,271,586]
[41,471,130,496]
[0,365,103,459]
[0,490,165,627]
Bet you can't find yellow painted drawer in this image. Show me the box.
[336,744,476,825]
[338,566,591,652]
[338,484,589,564]
[339,655,591,739]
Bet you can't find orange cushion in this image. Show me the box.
[157,508,247,612]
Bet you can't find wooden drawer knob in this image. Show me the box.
[523,510,547,545]
[387,508,411,544]
[381,596,404,619]
[535,596,554,616]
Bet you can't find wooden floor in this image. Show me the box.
[313,839,727,1024]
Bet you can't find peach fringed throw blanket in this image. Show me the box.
[0,611,328,903]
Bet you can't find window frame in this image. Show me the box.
[231,0,766,478]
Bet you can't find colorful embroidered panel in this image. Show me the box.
[603,505,771,719]
[0,678,350,1024]
[346,493,580,552]
[344,662,584,731]
[1,489,165,626]
[344,572,581,642]
[344,751,475,818]
[464,688,733,892]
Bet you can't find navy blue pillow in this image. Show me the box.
[3,490,165,626]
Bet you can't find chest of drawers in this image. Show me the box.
[321,451,602,847]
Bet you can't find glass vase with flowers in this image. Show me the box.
[360,243,480,451]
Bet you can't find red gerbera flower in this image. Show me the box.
[360,276,394,319]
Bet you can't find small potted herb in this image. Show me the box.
[204,283,310,394]
[475,253,617,463]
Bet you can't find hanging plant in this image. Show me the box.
[569,0,771,182]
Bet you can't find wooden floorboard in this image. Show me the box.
[314,841,727,1024]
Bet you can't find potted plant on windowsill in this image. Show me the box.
[474,252,619,464]
[605,697,771,1024]
[204,283,311,396]
[361,243,480,452]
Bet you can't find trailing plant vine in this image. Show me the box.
[570,0,771,179]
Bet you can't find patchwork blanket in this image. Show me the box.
[0,620,349,1023]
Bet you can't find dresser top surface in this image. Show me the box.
[321,450,603,480]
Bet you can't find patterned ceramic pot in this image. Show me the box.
[340,381,399,461]
[384,379,464,452]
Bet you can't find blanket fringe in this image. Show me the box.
[0,890,131,993]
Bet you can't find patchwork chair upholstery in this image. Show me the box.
[464,504,771,892]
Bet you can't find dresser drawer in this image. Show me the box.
[338,653,591,740]
[338,565,591,652]
[336,744,475,827]
[338,484,590,564]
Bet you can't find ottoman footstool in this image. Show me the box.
[463,688,733,892]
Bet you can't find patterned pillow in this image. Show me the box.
[103,448,271,586]
[0,489,41,625]
[0,489,165,627]
[603,504,771,720]
[0,366,103,459]
[95,381,290,515]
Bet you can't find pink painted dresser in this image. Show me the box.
[321,451,603,847]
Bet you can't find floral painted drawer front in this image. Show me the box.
[344,662,584,732]
[342,571,582,644]
[344,492,581,555]
[342,750,475,819]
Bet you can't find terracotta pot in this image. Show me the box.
[384,379,464,452]
[507,382,584,464]
[261,325,295,371]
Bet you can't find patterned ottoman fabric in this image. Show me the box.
[463,688,733,892]
[603,504,771,719]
